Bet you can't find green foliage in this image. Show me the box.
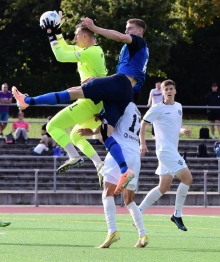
[0,0,220,106]
[0,0,62,79]
[61,0,181,76]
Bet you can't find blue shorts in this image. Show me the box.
[82,74,133,127]
[0,111,9,124]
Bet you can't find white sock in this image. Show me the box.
[90,153,102,168]
[127,202,146,237]
[103,196,117,235]
[64,143,80,159]
[174,183,190,217]
[139,187,162,214]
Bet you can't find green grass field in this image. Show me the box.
[0,214,219,262]
[2,118,216,140]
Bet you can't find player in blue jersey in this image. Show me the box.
[12,18,149,194]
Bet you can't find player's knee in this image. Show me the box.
[182,175,193,186]
[158,184,170,194]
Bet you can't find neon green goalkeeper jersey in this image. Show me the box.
[52,38,107,112]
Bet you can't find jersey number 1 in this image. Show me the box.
[129,114,141,135]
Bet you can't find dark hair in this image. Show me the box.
[76,23,94,38]
[212,83,218,87]
[1,83,8,87]
[161,79,176,89]
[127,19,147,34]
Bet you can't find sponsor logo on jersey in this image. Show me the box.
[124,132,139,142]
[178,109,182,115]
[76,51,81,57]
[165,112,170,114]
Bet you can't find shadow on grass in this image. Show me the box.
[151,246,220,253]
[0,243,95,248]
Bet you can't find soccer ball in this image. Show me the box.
[39,11,61,27]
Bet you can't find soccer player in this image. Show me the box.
[14,21,107,180]
[78,95,149,248]
[139,79,192,231]
[12,17,149,194]
[0,220,11,227]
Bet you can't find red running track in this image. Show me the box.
[0,206,219,215]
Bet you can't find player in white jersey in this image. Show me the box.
[139,79,192,231]
[147,81,163,137]
[78,100,149,248]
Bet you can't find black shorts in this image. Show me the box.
[82,74,134,127]
[207,111,220,121]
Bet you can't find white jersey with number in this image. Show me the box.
[143,101,183,152]
[112,102,141,154]
[100,102,141,190]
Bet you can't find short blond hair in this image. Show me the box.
[127,19,147,34]
[161,79,176,89]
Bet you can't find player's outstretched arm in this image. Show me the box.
[81,17,132,44]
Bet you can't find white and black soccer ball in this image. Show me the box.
[39,11,61,27]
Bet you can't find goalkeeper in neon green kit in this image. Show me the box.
[40,13,107,183]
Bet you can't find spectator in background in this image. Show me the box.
[0,83,13,138]
[32,140,49,155]
[12,112,29,144]
[41,116,56,148]
[206,83,220,139]
[147,81,163,137]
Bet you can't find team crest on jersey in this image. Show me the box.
[178,160,183,165]
[178,110,182,115]
[76,51,81,57]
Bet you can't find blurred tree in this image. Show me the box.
[0,0,220,110]
[0,0,78,94]
[61,0,182,77]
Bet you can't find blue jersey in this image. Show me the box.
[116,34,149,92]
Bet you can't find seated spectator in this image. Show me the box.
[214,140,220,157]
[31,140,49,155]
[41,116,56,148]
[12,112,29,144]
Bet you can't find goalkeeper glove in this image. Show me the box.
[41,18,58,43]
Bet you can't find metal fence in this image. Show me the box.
[0,155,220,207]
[1,104,220,206]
